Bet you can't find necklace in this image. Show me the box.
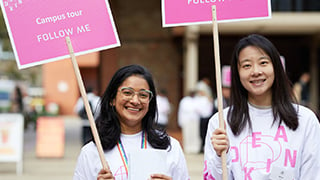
[117,131,147,176]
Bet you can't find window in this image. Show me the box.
[271,0,320,11]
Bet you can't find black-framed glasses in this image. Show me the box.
[119,87,153,103]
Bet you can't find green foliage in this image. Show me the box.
[0,11,12,51]
[5,61,24,80]
[0,11,9,38]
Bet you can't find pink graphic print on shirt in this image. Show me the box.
[205,125,298,180]
[232,125,297,179]
[114,165,127,180]
[204,160,216,180]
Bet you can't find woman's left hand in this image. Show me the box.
[149,174,172,180]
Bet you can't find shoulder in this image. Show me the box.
[209,107,230,123]
[166,137,187,163]
[295,104,319,123]
[75,142,102,166]
[166,137,189,178]
[290,104,320,133]
[296,104,314,114]
[169,136,181,146]
[80,141,99,155]
[180,96,190,103]
[168,136,183,152]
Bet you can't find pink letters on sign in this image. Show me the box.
[162,0,271,27]
[0,0,120,69]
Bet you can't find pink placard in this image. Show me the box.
[162,0,271,27]
[0,0,120,69]
[222,65,231,87]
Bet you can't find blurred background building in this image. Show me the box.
[0,0,319,130]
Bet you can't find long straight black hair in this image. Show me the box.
[95,64,170,150]
[228,34,298,135]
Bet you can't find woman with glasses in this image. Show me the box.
[204,34,320,179]
[73,64,189,180]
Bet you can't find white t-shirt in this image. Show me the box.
[178,95,213,127]
[204,104,320,180]
[73,131,190,180]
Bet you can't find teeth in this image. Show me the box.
[253,80,263,83]
[251,80,264,85]
[127,107,139,111]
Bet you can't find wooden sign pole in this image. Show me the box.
[65,36,109,170]
[212,5,228,180]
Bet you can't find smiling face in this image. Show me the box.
[238,46,275,106]
[112,75,150,134]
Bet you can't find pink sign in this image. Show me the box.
[222,65,231,87]
[0,0,120,69]
[162,0,271,27]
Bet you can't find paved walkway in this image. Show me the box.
[0,116,203,180]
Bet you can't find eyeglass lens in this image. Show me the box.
[120,87,152,102]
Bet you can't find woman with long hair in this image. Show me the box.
[73,64,189,180]
[204,34,320,179]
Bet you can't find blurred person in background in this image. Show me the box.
[11,85,24,113]
[74,87,100,145]
[293,72,310,107]
[156,88,171,130]
[196,77,213,101]
[178,89,212,154]
[200,66,231,153]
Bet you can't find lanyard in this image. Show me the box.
[117,131,147,176]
